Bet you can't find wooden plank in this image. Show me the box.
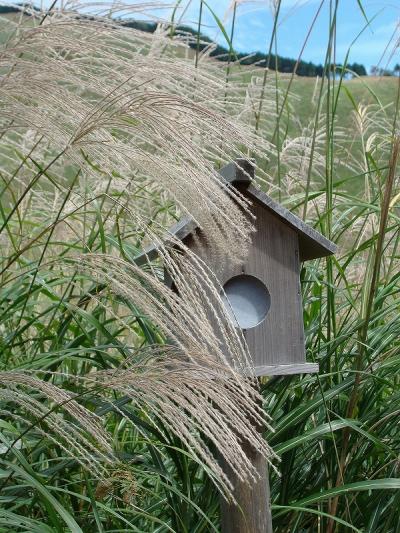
[218,158,255,184]
[220,448,272,533]
[220,392,272,533]
[133,216,197,266]
[253,363,319,377]
[181,203,308,369]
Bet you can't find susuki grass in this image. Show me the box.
[0,1,399,532]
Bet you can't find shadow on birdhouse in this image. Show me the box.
[136,158,336,377]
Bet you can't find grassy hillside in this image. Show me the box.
[289,75,397,129]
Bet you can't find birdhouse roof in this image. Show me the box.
[221,159,336,261]
[135,159,336,265]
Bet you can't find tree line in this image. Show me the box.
[123,20,368,78]
[0,7,369,77]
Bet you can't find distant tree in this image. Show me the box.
[394,64,400,77]
[0,5,20,13]
[122,20,157,33]
[327,62,344,79]
[349,62,367,77]
[306,61,316,77]
[371,65,394,76]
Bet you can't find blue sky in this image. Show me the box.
[155,0,399,72]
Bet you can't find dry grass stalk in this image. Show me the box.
[0,3,278,497]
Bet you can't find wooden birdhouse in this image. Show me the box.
[138,159,336,377]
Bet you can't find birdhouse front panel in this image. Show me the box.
[185,198,306,376]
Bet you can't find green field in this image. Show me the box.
[289,75,397,127]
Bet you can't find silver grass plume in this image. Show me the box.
[0,10,272,262]
[0,3,277,498]
[72,250,279,493]
[0,372,114,476]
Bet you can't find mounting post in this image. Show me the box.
[220,439,272,532]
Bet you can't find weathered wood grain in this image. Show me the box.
[219,392,272,533]
[242,204,305,367]
[253,362,319,376]
[220,447,272,533]
[134,158,330,375]
[245,184,336,261]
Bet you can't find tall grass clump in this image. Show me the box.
[0,4,277,531]
[233,1,400,531]
[0,0,400,531]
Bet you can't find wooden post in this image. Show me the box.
[220,386,273,533]
[220,440,272,533]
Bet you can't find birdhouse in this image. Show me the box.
[138,159,336,377]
